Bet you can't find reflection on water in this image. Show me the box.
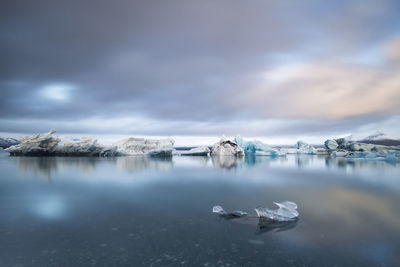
[1,153,400,266]
[8,154,400,182]
[257,218,299,234]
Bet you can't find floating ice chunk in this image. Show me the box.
[211,136,244,156]
[324,139,338,150]
[296,141,317,154]
[212,205,226,215]
[255,201,299,221]
[114,137,174,156]
[233,136,285,157]
[212,205,247,217]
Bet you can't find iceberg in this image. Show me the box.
[287,141,317,154]
[233,136,285,156]
[5,130,117,157]
[324,139,338,150]
[211,136,244,156]
[56,136,115,156]
[212,205,248,217]
[344,151,400,162]
[0,137,20,149]
[255,201,299,221]
[113,137,175,156]
[178,146,210,156]
[6,129,60,156]
[296,141,317,154]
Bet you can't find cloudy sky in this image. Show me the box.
[1,0,400,145]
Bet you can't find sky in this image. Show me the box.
[1,0,400,145]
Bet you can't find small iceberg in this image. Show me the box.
[211,136,244,156]
[255,201,299,222]
[178,146,210,156]
[234,136,285,157]
[212,205,248,218]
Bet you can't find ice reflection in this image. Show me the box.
[211,155,244,169]
[8,154,400,181]
[12,156,173,180]
[257,218,299,234]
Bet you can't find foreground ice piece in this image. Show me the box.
[211,136,244,156]
[212,205,248,217]
[234,136,286,156]
[114,137,175,156]
[255,201,299,221]
[178,146,210,156]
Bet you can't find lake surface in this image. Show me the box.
[1,152,400,266]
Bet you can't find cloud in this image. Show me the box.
[0,0,399,140]
[242,59,400,119]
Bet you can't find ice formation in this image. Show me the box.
[296,141,317,154]
[324,139,338,150]
[211,136,244,156]
[178,146,210,156]
[57,136,116,156]
[212,205,248,217]
[6,129,61,156]
[113,137,175,156]
[234,136,285,156]
[0,137,20,148]
[286,141,317,154]
[5,130,174,157]
[255,201,299,221]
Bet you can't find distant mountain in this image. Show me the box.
[0,137,20,148]
[357,131,400,146]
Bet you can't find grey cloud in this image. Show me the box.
[1,0,399,137]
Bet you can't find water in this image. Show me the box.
[0,153,400,266]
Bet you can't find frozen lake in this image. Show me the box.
[0,153,400,266]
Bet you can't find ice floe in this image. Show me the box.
[234,136,285,156]
[212,205,248,217]
[211,136,244,156]
[113,137,175,156]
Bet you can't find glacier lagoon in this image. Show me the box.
[0,153,400,266]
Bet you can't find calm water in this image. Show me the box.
[1,152,400,267]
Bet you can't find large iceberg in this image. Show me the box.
[211,136,244,156]
[6,130,116,156]
[113,137,175,156]
[6,129,61,156]
[255,201,299,221]
[234,136,286,156]
[5,130,174,157]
